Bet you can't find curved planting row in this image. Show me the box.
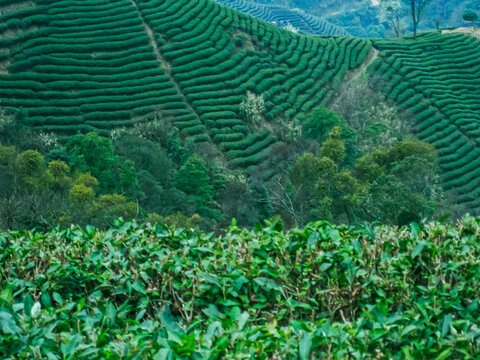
[0,0,369,170]
[135,0,369,169]
[369,32,480,212]
[214,0,349,36]
[0,0,203,136]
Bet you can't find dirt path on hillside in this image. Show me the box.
[330,47,379,108]
[127,0,200,119]
[442,27,480,39]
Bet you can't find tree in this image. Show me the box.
[355,139,444,225]
[379,0,408,37]
[406,0,432,39]
[301,107,342,141]
[319,126,346,164]
[174,154,214,206]
[240,91,265,130]
[66,132,118,193]
[463,12,478,27]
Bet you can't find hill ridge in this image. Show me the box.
[0,0,370,171]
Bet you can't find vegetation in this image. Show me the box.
[2,217,480,358]
[369,31,480,213]
[1,1,480,357]
[214,0,349,36]
[223,0,480,38]
[0,0,370,171]
[463,12,478,26]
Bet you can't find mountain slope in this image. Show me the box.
[369,32,480,212]
[214,0,350,36]
[0,0,370,169]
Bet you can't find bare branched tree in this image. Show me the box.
[407,0,432,39]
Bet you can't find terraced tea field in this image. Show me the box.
[214,0,349,36]
[0,0,370,170]
[369,32,480,212]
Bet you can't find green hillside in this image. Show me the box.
[214,0,350,36]
[2,218,480,358]
[369,32,480,212]
[0,0,370,170]
[1,0,480,215]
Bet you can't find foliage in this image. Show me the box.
[2,217,480,358]
[355,139,444,225]
[0,0,370,171]
[175,154,214,207]
[463,12,478,24]
[369,31,480,211]
[239,91,265,130]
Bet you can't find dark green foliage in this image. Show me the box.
[175,154,214,206]
[301,107,342,141]
[463,12,478,24]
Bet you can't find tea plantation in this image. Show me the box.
[369,32,480,213]
[214,0,349,36]
[2,218,480,358]
[0,0,369,170]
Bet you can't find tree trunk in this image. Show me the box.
[410,0,417,40]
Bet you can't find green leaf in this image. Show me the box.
[154,349,174,360]
[202,274,221,288]
[105,303,116,324]
[320,263,332,272]
[202,305,222,319]
[41,293,52,307]
[237,312,249,330]
[31,302,41,318]
[352,239,362,254]
[410,222,421,238]
[412,243,424,258]
[132,280,146,295]
[0,285,13,305]
[23,295,34,318]
[52,292,63,306]
[402,346,415,360]
[299,331,312,360]
[435,349,452,360]
[0,309,18,334]
[441,314,452,337]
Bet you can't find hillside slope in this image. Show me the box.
[369,32,480,212]
[0,0,370,170]
[214,0,350,36]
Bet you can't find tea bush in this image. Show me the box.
[2,217,480,358]
[369,32,480,213]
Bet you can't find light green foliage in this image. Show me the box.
[2,217,480,358]
[319,126,346,163]
[284,128,360,224]
[17,150,51,193]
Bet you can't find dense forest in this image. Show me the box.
[0,94,452,231]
